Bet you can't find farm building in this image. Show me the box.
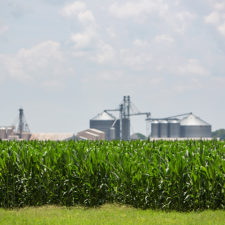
[30,133,77,141]
[77,128,105,140]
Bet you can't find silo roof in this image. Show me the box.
[180,114,210,126]
[91,111,116,120]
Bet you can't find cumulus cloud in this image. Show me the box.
[71,27,96,49]
[133,39,149,47]
[109,0,195,33]
[205,2,225,37]
[61,1,96,25]
[61,1,116,64]
[94,42,116,64]
[178,59,209,76]
[109,0,168,19]
[0,41,70,87]
[61,1,86,17]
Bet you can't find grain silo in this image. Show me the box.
[168,119,180,138]
[90,111,120,140]
[122,118,130,140]
[159,120,168,137]
[151,120,159,138]
[0,127,6,139]
[180,113,211,138]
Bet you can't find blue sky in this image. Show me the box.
[0,0,225,135]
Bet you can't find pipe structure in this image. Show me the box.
[18,108,24,139]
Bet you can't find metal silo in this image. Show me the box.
[168,119,180,138]
[110,127,115,140]
[6,126,14,137]
[180,114,211,138]
[90,111,120,140]
[0,128,6,139]
[122,118,130,140]
[151,120,159,138]
[159,120,168,138]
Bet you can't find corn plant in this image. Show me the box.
[0,140,224,210]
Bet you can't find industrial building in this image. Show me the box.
[90,96,151,140]
[90,96,212,140]
[0,108,31,140]
[1,97,213,141]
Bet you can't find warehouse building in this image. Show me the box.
[30,133,77,141]
[77,128,105,140]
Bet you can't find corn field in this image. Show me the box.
[0,140,224,210]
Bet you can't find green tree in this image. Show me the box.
[212,129,225,140]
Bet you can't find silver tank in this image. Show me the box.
[151,120,159,138]
[6,127,14,137]
[168,120,180,138]
[180,114,211,138]
[0,128,6,139]
[90,111,120,140]
[122,118,130,140]
[159,120,168,138]
[110,127,116,140]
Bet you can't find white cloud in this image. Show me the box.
[61,1,96,26]
[218,22,225,36]
[109,0,168,19]
[133,39,149,47]
[106,27,117,39]
[0,41,70,87]
[205,3,225,37]
[109,1,195,33]
[94,42,116,64]
[215,2,225,11]
[71,28,96,49]
[172,11,195,33]
[178,59,209,76]
[154,34,174,43]
[61,1,86,17]
[205,11,221,24]
[77,10,95,24]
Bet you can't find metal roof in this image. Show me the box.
[180,114,210,126]
[91,111,116,121]
[77,128,105,140]
[30,133,76,141]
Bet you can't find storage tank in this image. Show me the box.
[90,111,120,140]
[6,127,14,137]
[110,127,116,140]
[151,120,159,138]
[159,120,168,137]
[180,113,211,138]
[0,127,6,139]
[168,120,180,138]
[122,118,130,140]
